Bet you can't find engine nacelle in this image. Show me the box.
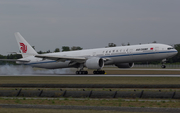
[115,63,134,68]
[85,57,104,69]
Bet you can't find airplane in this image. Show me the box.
[0,32,178,74]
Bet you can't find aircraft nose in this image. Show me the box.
[173,49,178,56]
[175,49,178,54]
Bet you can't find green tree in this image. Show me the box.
[0,54,7,65]
[38,51,43,54]
[108,43,116,47]
[32,46,35,50]
[54,48,60,52]
[62,46,70,52]
[71,46,83,51]
[46,50,51,53]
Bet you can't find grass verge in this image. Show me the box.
[0,76,180,84]
[0,98,179,108]
[0,108,156,113]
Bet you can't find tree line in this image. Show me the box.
[0,43,180,65]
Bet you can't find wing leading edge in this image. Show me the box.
[35,54,87,63]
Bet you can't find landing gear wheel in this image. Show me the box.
[93,71,96,74]
[85,71,88,74]
[76,71,88,75]
[76,71,79,75]
[161,59,166,69]
[80,71,84,74]
[161,65,166,68]
[102,71,105,74]
[93,70,105,75]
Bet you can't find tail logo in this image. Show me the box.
[20,43,27,53]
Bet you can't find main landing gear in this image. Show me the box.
[93,70,105,74]
[75,64,106,75]
[161,59,166,68]
[76,71,88,75]
[76,65,88,75]
[76,70,106,75]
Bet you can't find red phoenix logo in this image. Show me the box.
[20,43,27,53]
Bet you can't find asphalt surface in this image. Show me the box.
[1,74,180,77]
[106,68,180,71]
[0,68,180,76]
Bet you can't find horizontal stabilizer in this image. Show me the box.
[0,59,30,62]
[12,52,37,56]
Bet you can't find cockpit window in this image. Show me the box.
[167,48,174,50]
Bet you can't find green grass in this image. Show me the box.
[0,98,179,108]
[0,76,180,84]
[0,108,157,113]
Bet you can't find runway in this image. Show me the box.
[1,74,180,77]
[0,66,180,76]
[0,68,180,76]
[105,68,180,71]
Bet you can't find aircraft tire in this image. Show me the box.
[102,71,105,74]
[76,71,88,75]
[76,71,79,75]
[93,71,96,74]
[161,65,166,68]
[85,71,88,74]
[81,71,84,74]
[93,71,105,74]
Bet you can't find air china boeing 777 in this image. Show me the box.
[0,32,178,74]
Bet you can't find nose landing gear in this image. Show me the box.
[161,59,166,68]
[161,65,166,68]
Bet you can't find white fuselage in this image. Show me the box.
[17,43,177,69]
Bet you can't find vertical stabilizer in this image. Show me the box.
[15,32,38,58]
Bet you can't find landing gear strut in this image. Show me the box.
[161,59,166,68]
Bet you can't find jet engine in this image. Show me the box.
[85,57,104,69]
[115,63,134,68]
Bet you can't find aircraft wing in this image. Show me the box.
[0,59,30,62]
[35,54,87,63]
